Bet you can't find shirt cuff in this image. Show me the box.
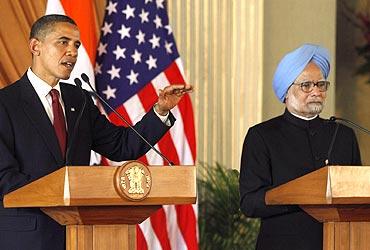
[153,104,171,126]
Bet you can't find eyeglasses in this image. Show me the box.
[292,80,330,93]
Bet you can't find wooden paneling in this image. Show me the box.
[335,222,350,250]
[324,222,335,250]
[350,222,370,250]
[324,222,370,250]
[67,225,136,250]
[93,225,135,250]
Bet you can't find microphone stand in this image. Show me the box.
[80,73,174,166]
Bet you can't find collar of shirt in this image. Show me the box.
[27,68,66,122]
[284,109,322,130]
[289,111,318,121]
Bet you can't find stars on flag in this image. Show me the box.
[95,62,102,74]
[113,45,126,60]
[122,4,135,20]
[164,41,173,54]
[107,65,121,80]
[131,49,142,64]
[156,0,165,9]
[127,70,139,85]
[106,1,118,15]
[164,24,172,35]
[101,22,113,36]
[139,9,149,23]
[117,24,131,39]
[136,30,145,44]
[97,42,107,56]
[102,85,117,100]
[95,0,180,107]
[145,55,157,70]
[153,15,162,29]
[149,34,160,49]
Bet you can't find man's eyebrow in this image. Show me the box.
[58,36,71,40]
[57,36,81,45]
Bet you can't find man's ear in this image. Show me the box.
[29,38,41,56]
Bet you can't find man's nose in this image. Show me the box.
[310,84,322,95]
[67,46,78,57]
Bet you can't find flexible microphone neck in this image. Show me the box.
[65,78,87,166]
[325,121,339,166]
[329,116,370,135]
[80,73,173,166]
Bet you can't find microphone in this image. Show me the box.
[329,116,370,135]
[325,116,369,165]
[80,73,174,166]
[65,78,87,165]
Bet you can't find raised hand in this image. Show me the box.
[155,84,193,115]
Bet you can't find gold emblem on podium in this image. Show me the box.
[114,161,152,201]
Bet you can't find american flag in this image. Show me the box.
[95,1,197,249]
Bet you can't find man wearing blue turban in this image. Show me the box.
[239,44,361,250]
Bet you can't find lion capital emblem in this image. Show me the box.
[114,161,152,201]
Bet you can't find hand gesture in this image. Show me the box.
[155,84,193,115]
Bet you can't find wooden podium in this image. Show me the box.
[3,165,196,250]
[266,166,370,250]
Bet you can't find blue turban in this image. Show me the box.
[272,44,330,102]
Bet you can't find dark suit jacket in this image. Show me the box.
[0,73,175,250]
[239,109,361,250]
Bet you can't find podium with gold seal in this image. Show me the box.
[4,162,196,250]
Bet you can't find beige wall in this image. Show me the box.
[263,0,336,120]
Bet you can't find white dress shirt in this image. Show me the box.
[27,68,65,125]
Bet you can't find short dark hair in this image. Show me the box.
[30,14,77,40]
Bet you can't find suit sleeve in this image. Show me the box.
[86,94,176,161]
[0,100,30,197]
[239,127,299,219]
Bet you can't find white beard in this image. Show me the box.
[287,93,324,117]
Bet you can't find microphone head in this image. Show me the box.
[81,73,89,83]
[329,116,337,122]
[74,78,83,88]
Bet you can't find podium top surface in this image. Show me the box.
[266,166,370,205]
[4,165,196,208]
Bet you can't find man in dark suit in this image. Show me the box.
[0,14,192,250]
[239,44,361,250]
